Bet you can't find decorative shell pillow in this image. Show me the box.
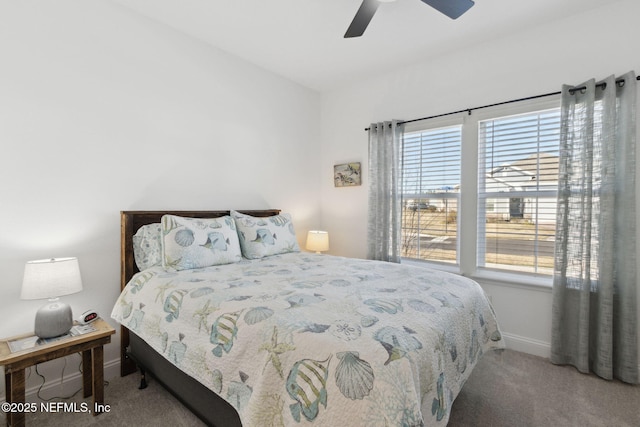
[132,223,162,271]
[161,215,242,271]
[231,210,300,259]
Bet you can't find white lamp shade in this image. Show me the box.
[21,257,83,300]
[306,230,329,253]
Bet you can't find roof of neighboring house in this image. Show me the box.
[501,152,559,183]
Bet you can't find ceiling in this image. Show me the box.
[112,0,620,92]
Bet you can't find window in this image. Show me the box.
[402,125,461,264]
[400,97,561,281]
[478,109,560,275]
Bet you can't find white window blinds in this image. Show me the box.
[477,109,560,275]
[401,125,462,264]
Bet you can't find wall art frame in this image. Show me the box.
[334,162,361,187]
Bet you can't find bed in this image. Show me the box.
[112,210,504,426]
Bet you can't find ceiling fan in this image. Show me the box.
[344,0,475,38]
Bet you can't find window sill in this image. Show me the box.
[401,258,460,274]
[401,258,553,292]
[470,269,553,292]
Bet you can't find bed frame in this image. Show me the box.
[120,209,280,426]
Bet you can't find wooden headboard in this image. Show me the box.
[119,209,280,376]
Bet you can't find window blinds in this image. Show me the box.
[477,109,561,274]
[402,126,462,264]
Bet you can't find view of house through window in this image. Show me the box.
[401,105,561,277]
[478,109,560,275]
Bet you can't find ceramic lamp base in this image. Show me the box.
[34,300,73,338]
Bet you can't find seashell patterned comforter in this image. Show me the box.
[111,253,504,426]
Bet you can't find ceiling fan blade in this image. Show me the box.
[344,0,380,38]
[420,0,474,19]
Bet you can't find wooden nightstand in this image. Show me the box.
[0,318,115,427]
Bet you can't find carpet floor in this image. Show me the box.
[2,349,638,426]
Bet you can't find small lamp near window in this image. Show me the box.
[21,257,83,339]
[306,230,329,254]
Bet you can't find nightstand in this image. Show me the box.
[0,318,115,427]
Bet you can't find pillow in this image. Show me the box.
[161,215,242,271]
[132,223,162,271]
[231,210,300,259]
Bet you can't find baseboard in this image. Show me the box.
[501,332,551,359]
[1,358,120,404]
[501,333,640,375]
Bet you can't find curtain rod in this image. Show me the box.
[364,75,640,131]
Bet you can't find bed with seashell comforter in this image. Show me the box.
[112,210,503,427]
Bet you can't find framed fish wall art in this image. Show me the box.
[334,162,361,187]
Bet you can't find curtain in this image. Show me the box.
[367,120,404,262]
[551,72,638,384]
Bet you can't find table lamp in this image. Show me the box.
[306,230,329,254]
[21,257,83,338]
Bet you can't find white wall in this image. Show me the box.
[320,0,640,359]
[0,0,320,400]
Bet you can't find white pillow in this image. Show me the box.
[161,215,242,270]
[231,210,300,259]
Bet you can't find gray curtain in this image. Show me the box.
[367,120,404,262]
[551,72,638,384]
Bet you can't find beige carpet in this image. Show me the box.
[448,349,640,427]
[2,349,639,426]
